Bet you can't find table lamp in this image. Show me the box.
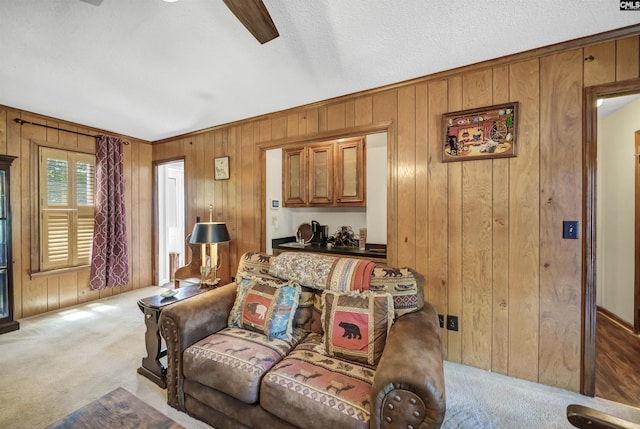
[189,205,230,286]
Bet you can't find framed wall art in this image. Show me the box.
[214,156,230,180]
[442,102,518,162]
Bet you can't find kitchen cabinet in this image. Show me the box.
[283,137,365,207]
[0,155,17,334]
[308,143,334,205]
[283,147,306,206]
[336,138,365,205]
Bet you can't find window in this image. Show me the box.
[39,147,95,270]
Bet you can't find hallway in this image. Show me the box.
[595,310,640,408]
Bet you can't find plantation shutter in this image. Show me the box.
[40,148,95,270]
[74,156,95,265]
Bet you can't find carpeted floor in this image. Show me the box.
[1,286,639,429]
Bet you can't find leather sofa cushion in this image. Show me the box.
[261,334,372,429]
[183,327,307,404]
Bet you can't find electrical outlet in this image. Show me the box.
[447,315,459,331]
[438,314,444,328]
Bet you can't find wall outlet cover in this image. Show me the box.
[447,315,459,331]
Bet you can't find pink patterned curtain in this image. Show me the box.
[89,135,129,290]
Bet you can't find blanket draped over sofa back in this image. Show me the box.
[236,251,425,318]
[268,252,376,292]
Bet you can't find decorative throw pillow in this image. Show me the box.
[293,288,324,334]
[321,290,394,366]
[228,279,300,341]
[370,266,424,317]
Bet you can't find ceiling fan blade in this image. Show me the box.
[223,0,279,44]
[79,0,104,5]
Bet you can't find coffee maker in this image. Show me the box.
[311,221,328,245]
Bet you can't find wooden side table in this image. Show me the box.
[137,282,214,388]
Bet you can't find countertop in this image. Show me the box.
[272,237,386,260]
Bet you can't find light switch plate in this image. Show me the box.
[563,221,578,239]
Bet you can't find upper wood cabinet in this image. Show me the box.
[283,147,306,206]
[283,137,366,207]
[335,139,365,205]
[308,143,334,205]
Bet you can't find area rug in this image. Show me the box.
[45,387,184,429]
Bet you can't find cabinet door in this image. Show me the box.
[283,147,306,206]
[308,143,334,205]
[336,138,366,205]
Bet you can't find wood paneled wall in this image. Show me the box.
[0,106,153,319]
[153,29,640,392]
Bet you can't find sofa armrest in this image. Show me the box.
[159,282,238,409]
[370,303,445,429]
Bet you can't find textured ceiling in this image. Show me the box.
[0,0,638,141]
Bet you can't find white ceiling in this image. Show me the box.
[0,1,639,142]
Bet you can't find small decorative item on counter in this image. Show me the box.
[359,228,366,250]
[326,226,359,247]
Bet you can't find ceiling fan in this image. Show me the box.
[79,0,279,44]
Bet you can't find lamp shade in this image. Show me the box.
[189,222,231,244]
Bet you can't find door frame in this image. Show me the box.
[635,129,640,335]
[152,156,186,286]
[583,78,640,396]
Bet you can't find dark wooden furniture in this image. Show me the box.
[45,387,184,429]
[137,282,213,388]
[0,155,17,335]
[567,404,639,429]
[173,234,202,287]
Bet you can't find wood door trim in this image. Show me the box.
[152,156,186,287]
[583,78,640,396]
[636,130,640,335]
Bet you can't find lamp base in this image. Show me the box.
[200,278,220,289]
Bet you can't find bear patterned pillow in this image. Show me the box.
[321,290,394,366]
[228,279,299,341]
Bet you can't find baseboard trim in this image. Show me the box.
[597,306,634,333]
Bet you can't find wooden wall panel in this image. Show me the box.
[584,42,616,87]
[426,80,449,349]
[446,76,463,363]
[355,96,373,126]
[490,65,510,375]
[507,58,541,382]
[539,49,584,391]
[0,105,152,319]
[138,142,153,288]
[6,110,23,319]
[616,36,640,81]
[397,87,416,268]
[460,69,493,370]
[0,108,7,153]
[414,83,428,300]
[372,91,398,266]
[327,103,346,131]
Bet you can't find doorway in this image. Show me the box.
[154,159,185,286]
[584,79,640,398]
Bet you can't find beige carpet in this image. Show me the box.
[1,286,639,429]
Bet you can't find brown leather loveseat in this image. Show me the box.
[159,251,445,429]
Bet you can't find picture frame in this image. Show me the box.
[214,156,230,180]
[442,102,518,162]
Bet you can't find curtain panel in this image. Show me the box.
[89,135,129,290]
